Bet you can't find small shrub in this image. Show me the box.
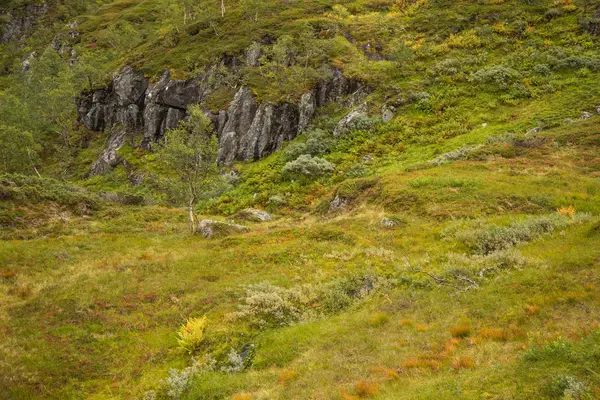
[354,380,379,398]
[429,145,482,166]
[221,348,245,373]
[524,338,573,361]
[471,66,522,88]
[450,325,471,338]
[547,376,589,399]
[231,394,253,400]
[282,155,335,177]
[447,29,482,49]
[525,304,540,315]
[557,205,576,216]
[284,129,332,161]
[177,316,207,354]
[232,282,319,327]
[445,213,591,255]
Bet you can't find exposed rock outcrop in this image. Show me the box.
[234,208,272,222]
[196,220,249,238]
[88,128,128,176]
[78,64,365,174]
[0,2,48,44]
[217,88,301,164]
[333,102,368,137]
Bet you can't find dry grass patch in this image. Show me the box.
[449,324,471,338]
[451,355,474,370]
[402,358,441,370]
[232,394,252,400]
[278,369,297,385]
[354,380,380,398]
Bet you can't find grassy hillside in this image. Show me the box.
[2,117,600,399]
[2,0,600,399]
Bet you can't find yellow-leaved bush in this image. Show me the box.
[177,316,207,354]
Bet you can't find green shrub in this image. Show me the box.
[232,282,319,328]
[282,155,335,177]
[284,129,332,161]
[471,65,522,88]
[232,272,395,328]
[547,376,590,399]
[0,174,100,211]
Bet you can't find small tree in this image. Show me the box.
[158,105,220,233]
[0,125,40,174]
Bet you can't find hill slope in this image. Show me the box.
[1,0,600,399]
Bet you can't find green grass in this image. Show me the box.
[2,0,600,398]
[2,117,600,398]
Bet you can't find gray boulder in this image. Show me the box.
[298,90,316,133]
[234,208,272,222]
[333,103,368,137]
[196,220,250,238]
[88,129,128,176]
[113,66,147,107]
[329,194,349,212]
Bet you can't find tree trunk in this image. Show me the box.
[188,196,197,234]
[221,0,225,17]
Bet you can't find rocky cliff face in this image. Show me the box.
[77,66,363,175]
[0,2,48,44]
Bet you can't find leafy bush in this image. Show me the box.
[554,56,600,71]
[232,272,395,328]
[0,174,100,211]
[284,129,332,161]
[177,316,208,354]
[282,155,335,177]
[471,66,522,88]
[547,376,590,399]
[232,282,319,327]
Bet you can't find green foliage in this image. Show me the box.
[471,65,522,88]
[156,105,221,205]
[177,316,208,354]
[282,154,335,178]
[0,125,39,174]
[283,129,332,161]
[0,173,99,209]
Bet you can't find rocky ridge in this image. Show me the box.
[0,2,48,44]
[77,65,364,175]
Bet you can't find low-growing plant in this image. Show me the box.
[451,355,474,369]
[232,282,319,327]
[232,272,396,327]
[177,316,208,354]
[429,145,482,166]
[444,213,591,255]
[284,129,332,161]
[282,155,335,177]
[368,312,390,327]
[471,65,522,88]
[547,375,590,399]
